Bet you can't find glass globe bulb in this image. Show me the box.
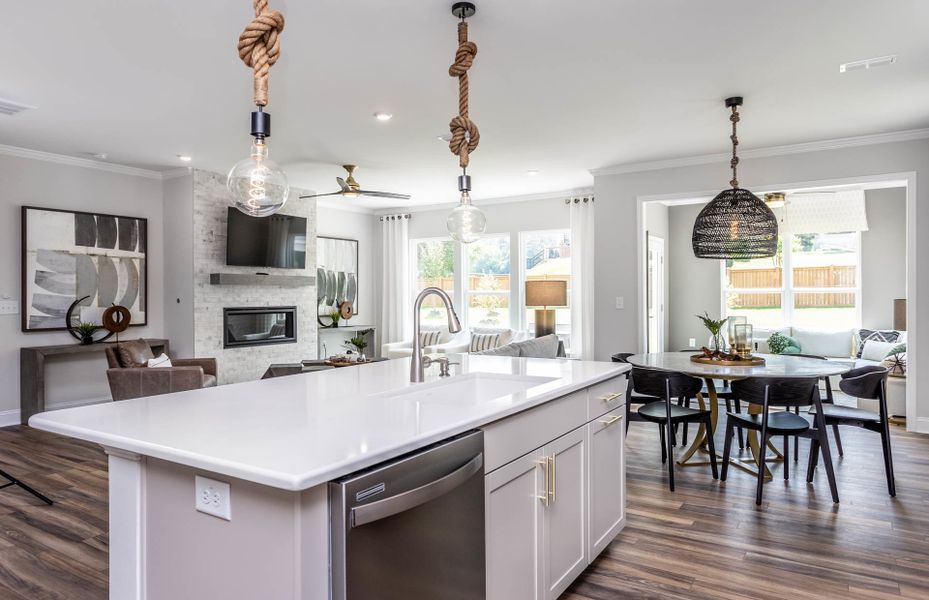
[446,191,486,244]
[227,140,289,217]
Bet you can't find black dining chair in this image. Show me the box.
[722,376,839,505]
[676,350,744,450]
[631,367,719,491]
[611,353,651,434]
[785,354,843,460]
[808,365,895,496]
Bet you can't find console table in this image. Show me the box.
[20,339,169,425]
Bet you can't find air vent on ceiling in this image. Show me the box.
[0,98,36,116]
[839,55,897,73]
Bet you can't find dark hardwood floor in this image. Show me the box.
[0,418,926,599]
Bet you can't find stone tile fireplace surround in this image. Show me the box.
[167,170,318,384]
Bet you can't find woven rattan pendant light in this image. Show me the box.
[692,97,778,259]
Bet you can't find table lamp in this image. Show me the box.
[525,280,568,338]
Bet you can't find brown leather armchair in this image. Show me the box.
[104,339,218,401]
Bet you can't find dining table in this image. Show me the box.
[626,352,852,480]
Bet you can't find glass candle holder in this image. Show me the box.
[727,316,747,351]
[734,323,753,357]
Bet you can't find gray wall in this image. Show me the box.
[316,203,376,327]
[663,188,907,351]
[861,188,907,330]
[162,172,195,357]
[0,154,164,422]
[667,202,721,351]
[593,137,928,430]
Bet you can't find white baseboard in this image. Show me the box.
[916,417,929,435]
[0,409,22,428]
[0,397,110,429]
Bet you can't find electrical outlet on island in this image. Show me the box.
[195,475,231,521]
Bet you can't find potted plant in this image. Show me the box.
[329,309,341,328]
[696,312,728,353]
[345,328,373,361]
[72,322,99,345]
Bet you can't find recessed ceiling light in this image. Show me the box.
[839,54,897,73]
[177,155,192,162]
[374,112,393,121]
[437,135,450,143]
[526,170,539,176]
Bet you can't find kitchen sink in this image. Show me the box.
[375,372,558,406]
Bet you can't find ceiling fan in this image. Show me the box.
[300,165,411,200]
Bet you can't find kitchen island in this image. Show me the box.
[29,355,629,600]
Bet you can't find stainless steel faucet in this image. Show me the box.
[410,287,462,383]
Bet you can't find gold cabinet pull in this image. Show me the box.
[549,455,556,503]
[599,391,624,402]
[536,458,549,506]
[599,414,623,427]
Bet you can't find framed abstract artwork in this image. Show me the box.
[316,236,359,319]
[21,206,148,332]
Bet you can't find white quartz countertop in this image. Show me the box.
[29,356,627,491]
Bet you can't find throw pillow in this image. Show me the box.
[147,353,173,368]
[419,330,443,347]
[475,343,520,357]
[886,342,906,357]
[861,340,897,362]
[470,332,501,352]
[116,339,155,368]
[855,329,901,358]
[767,332,801,355]
[882,352,907,376]
[513,334,560,359]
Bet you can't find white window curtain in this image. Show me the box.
[569,197,595,360]
[379,214,412,344]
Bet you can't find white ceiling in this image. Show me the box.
[2,0,928,209]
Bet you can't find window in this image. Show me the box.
[412,238,455,327]
[724,232,860,330]
[520,230,572,342]
[466,235,511,328]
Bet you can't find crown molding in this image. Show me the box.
[590,127,929,177]
[377,187,596,216]
[0,143,167,179]
[161,167,193,180]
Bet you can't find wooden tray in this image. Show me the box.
[690,354,765,366]
[325,359,372,368]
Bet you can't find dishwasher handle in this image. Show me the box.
[350,453,483,528]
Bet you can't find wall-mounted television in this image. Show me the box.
[225,208,307,269]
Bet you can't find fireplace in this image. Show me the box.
[223,306,297,349]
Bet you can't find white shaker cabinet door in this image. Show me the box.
[485,449,546,600]
[542,426,588,600]
[587,407,626,559]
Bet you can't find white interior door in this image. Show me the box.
[646,236,665,352]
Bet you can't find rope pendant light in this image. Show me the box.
[692,97,778,259]
[445,2,487,244]
[227,0,289,217]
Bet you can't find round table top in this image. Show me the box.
[626,352,852,380]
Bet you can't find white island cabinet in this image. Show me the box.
[28,355,628,600]
[483,375,627,600]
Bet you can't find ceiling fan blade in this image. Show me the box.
[337,177,350,192]
[299,191,347,199]
[357,190,412,200]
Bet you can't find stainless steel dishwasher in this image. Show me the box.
[329,430,485,600]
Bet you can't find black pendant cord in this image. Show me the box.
[729,104,740,189]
